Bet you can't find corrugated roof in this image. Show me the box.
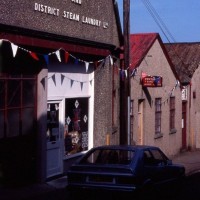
[165,43,200,84]
[130,33,158,70]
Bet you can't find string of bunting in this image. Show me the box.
[0,39,132,81]
[130,68,181,105]
[0,38,117,73]
[48,73,94,90]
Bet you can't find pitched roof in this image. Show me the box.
[130,33,158,70]
[129,33,179,80]
[165,43,200,84]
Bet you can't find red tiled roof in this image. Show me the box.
[129,33,179,81]
[130,33,158,70]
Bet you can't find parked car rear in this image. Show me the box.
[67,145,185,194]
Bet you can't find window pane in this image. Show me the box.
[7,80,21,107]
[65,98,89,155]
[0,80,5,109]
[7,109,20,137]
[0,111,4,138]
[23,80,35,107]
[22,108,34,135]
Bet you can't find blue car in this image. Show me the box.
[67,145,185,193]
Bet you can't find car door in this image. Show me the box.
[143,149,169,185]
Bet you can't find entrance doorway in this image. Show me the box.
[138,100,144,145]
[182,102,187,150]
[46,101,63,178]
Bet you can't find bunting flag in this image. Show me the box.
[85,62,89,72]
[11,43,18,57]
[29,52,39,60]
[61,74,65,85]
[80,82,84,91]
[75,58,79,65]
[52,74,56,86]
[40,77,46,90]
[70,79,74,88]
[120,70,125,81]
[130,68,137,77]
[44,55,49,65]
[55,50,61,62]
[0,39,120,74]
[94,61,99,69]
[124,70,128,78]
[65,52,69,63]
[110,55,113,66]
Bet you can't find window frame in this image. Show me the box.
[170,96,175,130]
[155,98,162,135]
[0,75,37,138]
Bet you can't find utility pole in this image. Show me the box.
[120,0,130,145]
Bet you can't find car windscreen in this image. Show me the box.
[80,149,135,165]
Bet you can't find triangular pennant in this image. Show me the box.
[51,74,56,86]
[11,43,18,57]
[94,61,99,70]
[110,56,113,66]
[130,69,137,77]
[70,80,74,88]
[40,77,46,90]
[65,52,70,63]
[85,62,89,72]
[80,82,84,91]
[30,52,39,60]
[101,59,105,68]
[75,58,79,64]
[124,70,128,78]
[0,39,3,47]
[44,55,49,65]
[61,74,65,85]
[120,70,125,81]
[55,50,61,62]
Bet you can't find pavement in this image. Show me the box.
[172,150,200,176]
[1,150,200,200]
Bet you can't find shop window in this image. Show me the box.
[64,98,88,156]
[0,75,37,138]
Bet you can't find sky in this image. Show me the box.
[117,0,200,43]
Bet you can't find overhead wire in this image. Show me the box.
[141,0,189,71]
[143,0,176,43]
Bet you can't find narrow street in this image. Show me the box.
[40,172,200,200]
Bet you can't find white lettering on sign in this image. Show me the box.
[34,3,59,16]
[63,11,80,22]
[33,2,109,29]
[71,0,82,5]
[82,16,101,27]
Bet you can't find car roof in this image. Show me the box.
[91,145,160,151]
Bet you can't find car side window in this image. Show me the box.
[149,149,168,166]
[143,150,154,166]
